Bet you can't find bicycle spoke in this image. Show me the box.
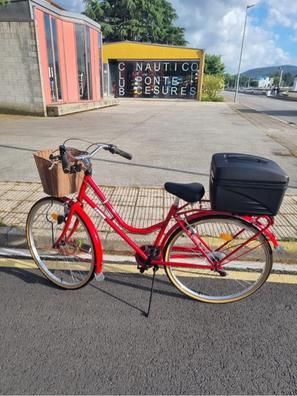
[27,198,95,289]
[165,216,272,303]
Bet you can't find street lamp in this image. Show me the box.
[234,4,255,102]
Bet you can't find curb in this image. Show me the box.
[1,226,297,264]
[0,226,147,254]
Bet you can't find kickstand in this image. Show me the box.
[145,266,158,318]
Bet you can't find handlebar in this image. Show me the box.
[49,142,133,174]
[59,145,71,174]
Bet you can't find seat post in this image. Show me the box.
[174,197,180,207]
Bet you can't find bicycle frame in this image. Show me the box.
[56,173,278,275]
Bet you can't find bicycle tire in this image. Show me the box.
[163,215,272,303]
[26,197,95,289]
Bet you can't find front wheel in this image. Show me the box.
[163,215,272,303]
[26,197,95,289]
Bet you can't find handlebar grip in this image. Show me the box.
[59,145,71,174]
[115,148,132,160]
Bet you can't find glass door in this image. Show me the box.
[44,14,62,102]
[75,24,93,100]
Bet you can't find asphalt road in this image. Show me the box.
[224,91,297,125]
[1,267,297,394]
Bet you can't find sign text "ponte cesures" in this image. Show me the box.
[116,60,200,99]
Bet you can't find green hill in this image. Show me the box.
[242,65,297,79]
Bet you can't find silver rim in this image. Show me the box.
[164,216,272,303]
[27,198,95,289]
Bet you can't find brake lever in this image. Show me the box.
[104,144,117,154]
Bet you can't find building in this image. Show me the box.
[0,0,114,116]
[103,41,205,100]
[257,77,273,89]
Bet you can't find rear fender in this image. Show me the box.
[160,210,276,253]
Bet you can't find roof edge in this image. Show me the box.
[28,0,101,30]
[103,41,204,52]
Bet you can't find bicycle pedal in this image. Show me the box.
[95,272,105,282]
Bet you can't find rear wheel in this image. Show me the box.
[164,215,272,303]
[26,197,95,289]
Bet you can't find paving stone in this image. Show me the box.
[138,188,163,198]
[10,182,40,192]
[2,213,27,227]
[0,190,36,201]
[137,195,164,208]
[0,200,20,212]
[272,226,297,240]
[284,214,297,228]
[274,214,293,227]
[0,182,19,190]
[26,191,47,201]
[0,181,296,247]
[11,200,35,214]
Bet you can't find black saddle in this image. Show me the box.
[164,182,205,203]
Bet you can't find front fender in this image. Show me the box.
[64,199,103,274]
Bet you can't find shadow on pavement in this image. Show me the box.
[93,157,209,177]
[90,272,188,316]
[0,267,59,289]
[0,143,209,177]
[238,108,297,119]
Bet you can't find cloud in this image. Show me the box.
[171,0,295,73]
[56,0,297,73]
[58,0,84,12]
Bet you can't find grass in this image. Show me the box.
[201,94,224,102]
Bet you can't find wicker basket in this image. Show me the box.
[34,148,84,197]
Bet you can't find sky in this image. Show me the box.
[58,0,297,74]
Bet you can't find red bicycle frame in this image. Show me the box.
[57,173,278,275]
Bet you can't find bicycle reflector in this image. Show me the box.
[51,213,59,221]
[220,232,234,241]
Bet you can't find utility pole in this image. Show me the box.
[234,4,255,102]
[279,68,283,88]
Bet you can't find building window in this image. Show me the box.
[44,14,62,102]
[111,60,199,99]
[75,24,92,100]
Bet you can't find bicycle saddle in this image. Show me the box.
[164,182,205,203]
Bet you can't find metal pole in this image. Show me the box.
[234,5,254,102]
[279,69,283,88]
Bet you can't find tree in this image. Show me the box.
[84,0,187,45]
[204,54,225,76]
[223,73,235,88]
[202,74,224,101]
[270,71,294,87]
[282,72,294,87]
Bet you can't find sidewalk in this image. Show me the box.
[0,181,296,258]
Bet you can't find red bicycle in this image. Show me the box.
[26,141,283,305]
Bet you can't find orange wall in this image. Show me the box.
[34,8,52,104]
[34,7,102,105]
[62,21,79,102]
